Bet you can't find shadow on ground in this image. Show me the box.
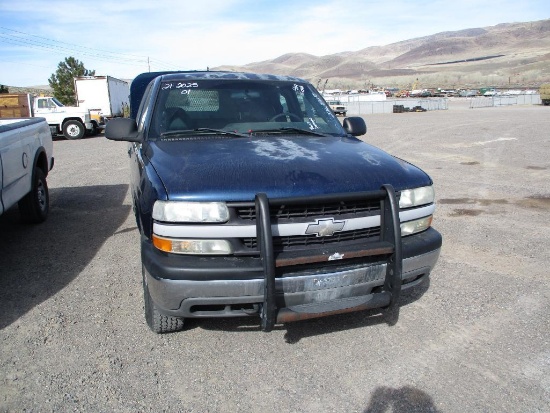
[363,386,442,413]
[0,184,129,329]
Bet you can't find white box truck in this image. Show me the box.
[74,76,130,128]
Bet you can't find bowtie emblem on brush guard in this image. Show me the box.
[255,184,402,332]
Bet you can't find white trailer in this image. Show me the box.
[74,76,130,125]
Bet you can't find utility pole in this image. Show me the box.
[147,57,151,72]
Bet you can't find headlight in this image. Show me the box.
[401,216,433,236]
[152,234,233,255]
[153,201,229,223]
[399,186,435,208]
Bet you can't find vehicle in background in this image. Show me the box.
[483,89,497,96]
[394,90,410,98]
[434,89,457,97]
[326,100,347,116]
[539,83,550,105]
[74,76,130,129]
[409,89,424,97]
[458,89,479,97]
[0,117,53,222]
[0,93,95,140]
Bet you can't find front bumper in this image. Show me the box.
[143,227,442,319]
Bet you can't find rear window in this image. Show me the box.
[164,89,220,112]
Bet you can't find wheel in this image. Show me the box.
[90,122,100,136]
[269,112,302,122]
[19,167,49,223]
[143,267,185,333]
[62,120,85,140]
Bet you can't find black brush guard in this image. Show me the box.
[255,185,402,332]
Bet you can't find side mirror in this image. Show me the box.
[105,118,142,142]
[342,117,367,136]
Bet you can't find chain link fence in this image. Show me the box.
[341,94,542,114]
[469,94,542,108]
[344,98,448,115]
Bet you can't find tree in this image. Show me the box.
[48,57,95,105]
[0,85,9,93]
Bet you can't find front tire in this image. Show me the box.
[19,167,49,223]
[63,120,85,140]
[143,267,185,333]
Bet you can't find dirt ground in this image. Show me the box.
[1,99,549,412]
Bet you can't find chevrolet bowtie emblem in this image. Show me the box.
[305,218,346,237]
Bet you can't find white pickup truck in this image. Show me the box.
[0,117,54,223]
[326,100,347,116]
[0,93,95,140]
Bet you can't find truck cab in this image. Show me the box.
[33,96,95,139]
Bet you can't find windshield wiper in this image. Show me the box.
[250,127,327,136]
[161,128,249,138]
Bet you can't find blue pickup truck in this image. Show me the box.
[106,71,442,334]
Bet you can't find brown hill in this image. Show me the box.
[215,19,550,89]
[2,85,52,95]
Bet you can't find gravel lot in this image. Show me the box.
[1,99,549,412]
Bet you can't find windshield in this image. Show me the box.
[51,97,64,107]
[150,79,344,139]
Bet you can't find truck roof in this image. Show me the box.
[129,71,307,119]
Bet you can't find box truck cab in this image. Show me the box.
[0,93,95,140]
[33,96,95,139]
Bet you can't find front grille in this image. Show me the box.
[242,227,381,250]
[235,200,380,221]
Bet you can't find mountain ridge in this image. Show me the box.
[214,18,550,89]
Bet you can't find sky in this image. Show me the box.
[1,0,549,87]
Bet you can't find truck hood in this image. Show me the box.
[145,135,432,201]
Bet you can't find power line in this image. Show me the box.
[0,33,146,65]
[0,26,148,62]
[0,59,53,69]
[0,26,182,71]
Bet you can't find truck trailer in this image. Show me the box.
[74,76,130,127]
